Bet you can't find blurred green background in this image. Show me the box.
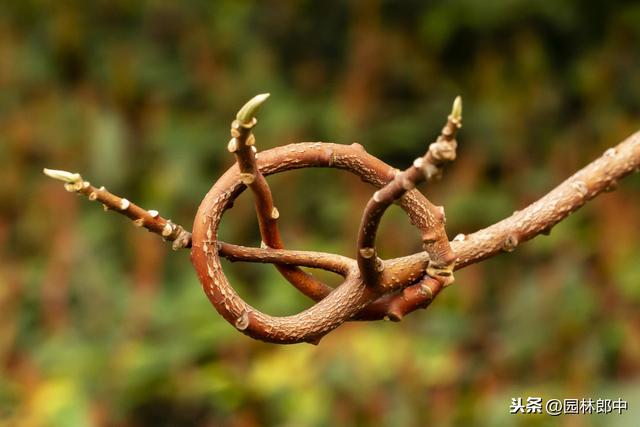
[1,1,640,426]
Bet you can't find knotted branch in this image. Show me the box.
[44,94,640,345]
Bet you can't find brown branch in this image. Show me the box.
[192,141,465,343]
[45,95,640,345]
[374,129,640,281]
[227,95,333,301]
[452,130,640,267]
[191,128,640,344]
[357,275,444,322]
[42,169,192,250]
[218,242,353,277]
[356,97,462,288]
[217,243,440,322]
[42,165,438,323]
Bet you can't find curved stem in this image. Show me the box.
[356,97,462,287]
[228,95,334,301]
[388,130,640,280]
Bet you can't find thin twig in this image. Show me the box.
[228,95,334,301]
[42,169,192,250]
[42,166,440,322]
[218,242,354,276]
[44,98,640,344]
[357,275,443,322]
[356,97,462,288]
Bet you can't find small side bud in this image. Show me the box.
[422,163,441,181]
[227,138,238,153]
[240,173,255,185]
[235,310,250,331]
[502,234,519,252]
[359,247,375,259]
[271,207,280,220]
[119,198,130,210]
[162,222,174,237]
[429,141,457,162]
[426,262,455,287]
[571,180,588,197]
[419,283,434,300]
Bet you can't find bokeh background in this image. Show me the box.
[1,1,640,426]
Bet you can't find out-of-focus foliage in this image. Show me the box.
[1,1,640,426]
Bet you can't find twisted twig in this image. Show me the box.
[357,97,461,288]
[226,94,333,301]
[44,95,640,344]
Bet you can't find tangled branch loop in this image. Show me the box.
[191,140,454,344]
[44,94,640,345]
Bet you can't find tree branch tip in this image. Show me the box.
[451,96,462,122]
[236,93,270,125]
[43,168,82,184]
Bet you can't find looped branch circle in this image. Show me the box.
[191,142,451,344]
[43,93,640,345]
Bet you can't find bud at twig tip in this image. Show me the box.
[451,96,462,122]
[236,93,270,125]
[43,168,82,184]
